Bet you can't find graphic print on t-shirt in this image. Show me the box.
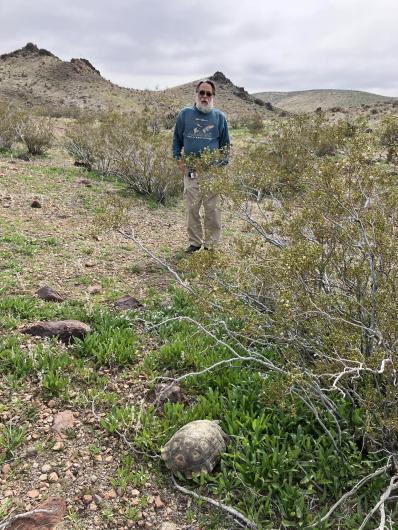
[186,118,215,140]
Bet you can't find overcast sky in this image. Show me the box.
[0,0,397,95]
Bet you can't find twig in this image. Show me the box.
[90,393,159,460]
[117,228,193,293]
[171,475,258,529]
[358,474,398,530]
[147,315,288,375]
[0,509,54,530]
[309,460,391,527]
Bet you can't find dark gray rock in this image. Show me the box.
[21,320,91,342]
[114,295,144,310]
[154,383,183,406]
[36,286,64,302]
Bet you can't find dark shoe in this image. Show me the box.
[185,245,201,254]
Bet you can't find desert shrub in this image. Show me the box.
[113,134,182,203]
[379,114,398,162]
[0,103,23,149]
[212,128,398,447]
[97,290,392,529]
[64,117,97,170]
[228,114,347,197]
[229,117,241,129]
[65,110,182,202]
[242,112,265,134]
[17,113,54,155]
[132,124,398,527]
[37,104,82,119]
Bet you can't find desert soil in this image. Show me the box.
[0,148,240,529]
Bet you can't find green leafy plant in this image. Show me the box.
[0,424,26,459]
[111,455,149,492]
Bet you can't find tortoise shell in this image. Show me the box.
[161,420,226,478]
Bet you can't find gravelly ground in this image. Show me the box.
[0,150,239,529]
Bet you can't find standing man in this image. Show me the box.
[172,80,230,253]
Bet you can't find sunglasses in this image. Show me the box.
[198,90,213,97]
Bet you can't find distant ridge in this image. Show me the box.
[163,70,277,119]
[0,43,275,118]
[253,88,397,112]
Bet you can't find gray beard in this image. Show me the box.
[195,96,214,114]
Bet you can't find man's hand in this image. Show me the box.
[177,159,186,176]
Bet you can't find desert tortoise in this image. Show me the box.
[161,419,226,477]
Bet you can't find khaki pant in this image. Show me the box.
[183,174,221,248]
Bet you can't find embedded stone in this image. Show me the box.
[36,286,64,302]
[21,320,91,342]
[114,295,144,310]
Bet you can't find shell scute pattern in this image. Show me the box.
[161,420,226,477]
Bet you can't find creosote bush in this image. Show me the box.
[0,103,23,150]
[64,110,181,202]
[379,114,398,162]
[124,114,398,528]
[17,113,54,155]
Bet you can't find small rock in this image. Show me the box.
[154,495,165,510]
[93,494,102,505]
[36,286,64,303]
[39,473,48,481]
[114,295,144,311]
[78,178,92,186]
[131,489,140,497]
[84,262,95,268]
[27,489,40,498]
[4,489,13,497]
[159,523,178,530]
[1,463,11,475]
[154,383,183,406]
[87,284,101,295]
[49,472,59,482]
[82,494,93,505]
[89,502,98,512]
[47,399,56,408]
[104,489,117,499]
[31,199,42,208]
[53,441,63,451]
[53,410,75,433]
[42,463,52,473]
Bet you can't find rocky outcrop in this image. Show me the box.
[70,58,101,76]
[0,42,57,61]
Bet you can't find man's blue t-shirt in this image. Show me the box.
[172,105,230,162]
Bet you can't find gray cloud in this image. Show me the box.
[0,0,397,95]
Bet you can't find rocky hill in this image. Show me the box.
[253,88,398,113]
[164,71,277,120]
[0,43,145,114]
[0,43,272,119]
